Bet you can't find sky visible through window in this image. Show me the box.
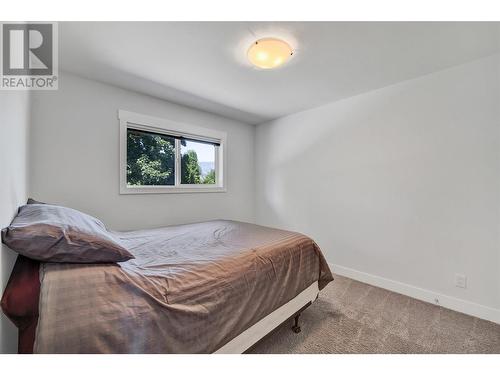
[181,140,215,179]
[184,141,214,162]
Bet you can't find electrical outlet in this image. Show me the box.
[455,274,467,289]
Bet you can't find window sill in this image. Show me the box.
[120,186,227,195]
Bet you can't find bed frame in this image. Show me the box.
[214,281,319,354]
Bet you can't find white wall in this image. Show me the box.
[255,54,500,322]
[0,90,30,353]
[30,72,255,230]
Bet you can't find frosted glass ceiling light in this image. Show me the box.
[247,38,293,69]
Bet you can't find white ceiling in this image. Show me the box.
[60,22,500,124]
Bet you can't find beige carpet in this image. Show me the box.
[249,275,500,354]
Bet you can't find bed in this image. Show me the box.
[2,219,333,354]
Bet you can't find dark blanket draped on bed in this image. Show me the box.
[1,255,40,353]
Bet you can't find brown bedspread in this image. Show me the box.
[34,220,333,353]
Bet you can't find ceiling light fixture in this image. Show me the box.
[247,38,293,69]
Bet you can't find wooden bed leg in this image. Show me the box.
[291,314,301,333]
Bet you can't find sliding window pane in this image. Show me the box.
[127,129,175,186]
[181,139,216,185]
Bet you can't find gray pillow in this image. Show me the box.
[1,204,134,263]
[27,198,45,205]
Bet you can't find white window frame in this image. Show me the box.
[119,110,227,194]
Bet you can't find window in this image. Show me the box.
[180,139,217,185]
[119,110,226,194]
[127,129,176,186]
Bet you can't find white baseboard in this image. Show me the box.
[330,263,500,324]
